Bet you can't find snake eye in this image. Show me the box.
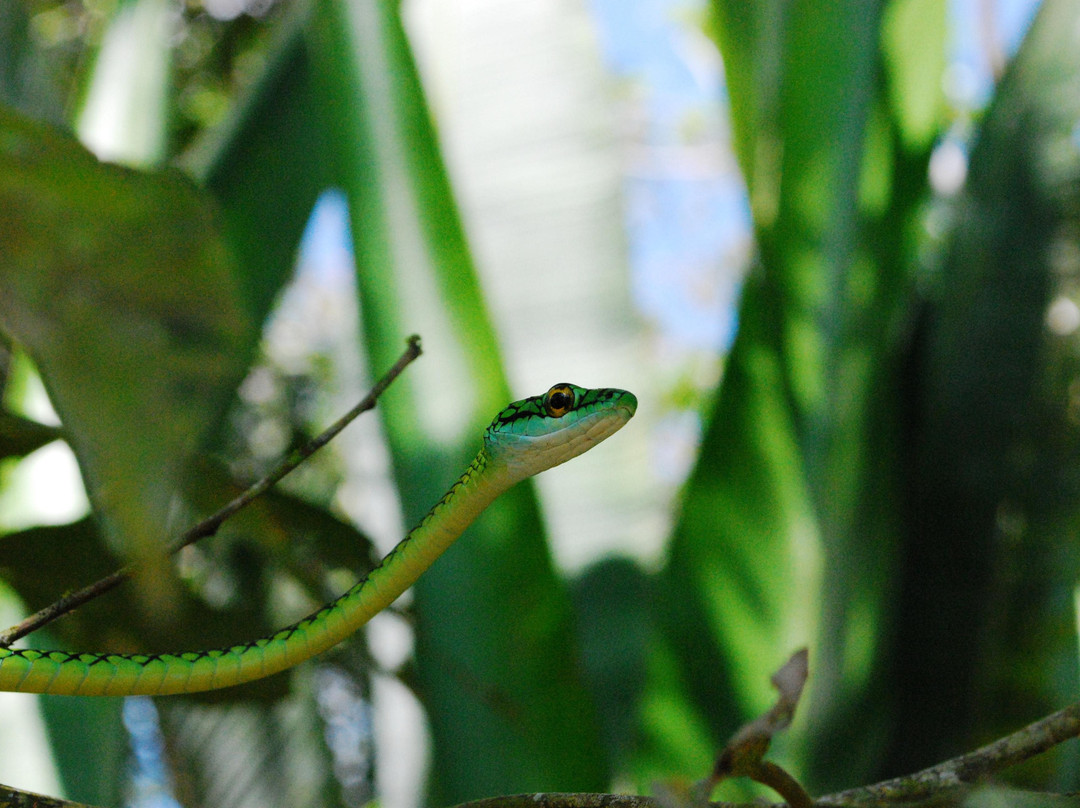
[543,385,575,418]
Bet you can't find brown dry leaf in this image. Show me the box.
[713,648,809,779]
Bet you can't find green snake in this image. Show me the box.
[0,384,636,696]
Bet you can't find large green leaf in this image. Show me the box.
[646,0,938,792]
[306,0,607,800]
[0,104,252,597]
[639,279,820,792]
[881,0,948,152]
[571,558,652,775]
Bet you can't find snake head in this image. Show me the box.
[484,383,637,481]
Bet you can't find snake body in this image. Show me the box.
[0,384,636,696]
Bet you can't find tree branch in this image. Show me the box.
[817,699,1080,806]
[0,782,99,808]
[448,794,740,808]
[0,334,423,648]
[451,789,1080,808]
[448,699,1080,808]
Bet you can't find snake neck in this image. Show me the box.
[404,448,512,559]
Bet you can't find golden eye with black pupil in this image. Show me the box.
[543,384,575,418]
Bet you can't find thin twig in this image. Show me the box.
[753,760,813,808]
[0,335,423,648]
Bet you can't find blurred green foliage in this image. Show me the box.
[2,0,1080,806]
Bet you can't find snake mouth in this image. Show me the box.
[583,405,634,445]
